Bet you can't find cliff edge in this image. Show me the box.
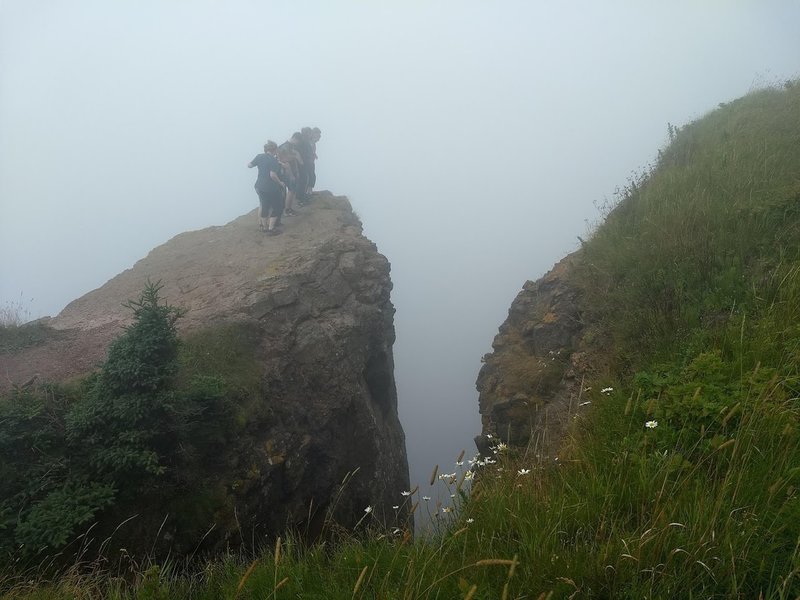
[0,192,409,554]
[475,251,596,457]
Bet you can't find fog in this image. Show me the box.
[2,1,799,503]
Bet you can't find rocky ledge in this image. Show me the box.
[475,252,595,457]
[0,192,409,552]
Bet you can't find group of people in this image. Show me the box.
[248,127,321,236]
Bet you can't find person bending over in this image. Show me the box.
[277,146,300,217]
[248,140,286,236]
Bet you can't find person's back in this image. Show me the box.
[248,141,286,235]
[278,141,301,180]
[251,151,281,193]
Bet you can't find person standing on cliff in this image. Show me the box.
[248,140,286,236]
[277,140,302,217]
[297,128,316,203]
[307,127,321,195]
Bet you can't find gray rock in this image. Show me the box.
[476,251,587,455]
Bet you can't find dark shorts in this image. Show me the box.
[256,186,283,217]
[295,169,309,199]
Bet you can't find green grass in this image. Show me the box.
[0,322,61,353]
[3,82,800,598]
[0,296,59,353]
[576,83,800,372]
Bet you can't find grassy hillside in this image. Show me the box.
[3,81,800,599]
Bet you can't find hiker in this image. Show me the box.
[307,127,321,194]
[287,131,310,205]
[248,140,286,236]
[279,134,305,215]
[278,146,297,217]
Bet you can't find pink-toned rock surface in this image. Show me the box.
[3,193,375,386]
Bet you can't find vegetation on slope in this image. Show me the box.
[0,282,259,563]
[2,81,800,598]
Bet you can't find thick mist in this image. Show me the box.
[2,1,800,502]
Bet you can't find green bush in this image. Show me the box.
[0,282,234,561]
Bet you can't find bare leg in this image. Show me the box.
[258,205,269,231]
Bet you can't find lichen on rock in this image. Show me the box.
[475,251,589,457]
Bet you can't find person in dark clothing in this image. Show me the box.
[289,131,312,204]
[277,141,302,216]
[308,127,321,193]
[248,140,286,235]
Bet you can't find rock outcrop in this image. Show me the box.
[0,192,409,552]
[475,252,594,456]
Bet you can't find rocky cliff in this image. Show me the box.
[0,192,409,552]
[475,252,597,456]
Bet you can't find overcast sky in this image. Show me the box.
[2,1,800,510]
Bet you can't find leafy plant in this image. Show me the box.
[0,281,236,561]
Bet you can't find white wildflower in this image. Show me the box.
[494,442,508,453]
[645,420,658,429]
[441,507,452,514]
[601,387,614,394]
[579,400,591,407]
[392,505,399,510]
[464,471,474,480]
[401,490,411,496]
[422,496,431,501]
[364,506,372,514]
[517,468,531,476]
[466,518,474,524]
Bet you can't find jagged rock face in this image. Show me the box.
[475,252,589,456]
[0,193,409,551]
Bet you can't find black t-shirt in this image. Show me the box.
[296,139,314,165]
[251,153,281,191]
